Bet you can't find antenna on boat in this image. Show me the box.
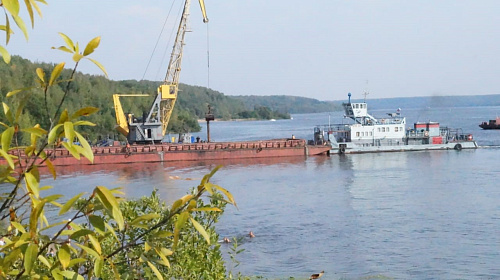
[363,80,369,103]
[363,90,369,103]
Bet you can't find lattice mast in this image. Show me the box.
[150,0,209,136]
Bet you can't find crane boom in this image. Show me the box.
[155,0,209,137]
[113,0,208,144]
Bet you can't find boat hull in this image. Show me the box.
[479,124,500,129]
[330,141,478,154]
[10,139,331,167]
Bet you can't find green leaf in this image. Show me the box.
[201,165,222,185]
[173,212,190,249]
[74,243,100,259]
[59,270,84,280]
[72,53,84,63]
[130,213,160,226]
[70,229,94,240]
[147,261,164,280]
[191,207,222,212]
[5,13,11,45]
[58,245,71,269]
[62,142,80,159]
[211,183,237,207]
[171,194,193,212]
[22,126,47,137]
[58,32,75,52]
[95,186,124,231]
[89,215,105,234]
[38,255,52,268]
[49,62,65,86]
[43,194,62,203]
[24,0,35,28]
[88,234,101,255]
[45,158,56,179]
[3,103,13,124]
[0,149,15,169]
[71,107,99,119]
[75,131,94,163]
[1,126,14,152]
[11,14,28,41]
[73,120,96,127]
[36,68,45,83]
[94,257,104,278]
[88,58,108,78]
[3,0,20,16]
[104,222,119,242]
[51,268,64,280]
[59,109,69,125]
[29,199,45,233]
[83,36,100,56]
[24,243,38,274]
[59,192,84,216]
[30,0,44,18]
[52,46,73,53]
[10,222,26,233]
[63,121,75,142]
[6,89,23,98]
[25,171,40,198]
[190,217,211,244]
[0,45,11,64]
[68,258,87,267]
[48,123,63,144]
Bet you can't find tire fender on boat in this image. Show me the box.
[339,146,346,154]
[454,144,462,151]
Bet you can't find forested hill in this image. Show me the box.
[231,95,340,114]
[0,56,335,143]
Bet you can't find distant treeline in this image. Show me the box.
[350,95,500,110]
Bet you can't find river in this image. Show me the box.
[20,105,500,279]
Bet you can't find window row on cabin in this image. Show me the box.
[353,104,366,109]
[355,126,405,137]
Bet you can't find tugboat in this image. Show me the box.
[313,93,478,154]
[479,117,500,129]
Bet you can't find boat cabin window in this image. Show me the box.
[395,127,398,132]
[386,127,390,132]
[370,131,373,136]
[382,127,385,132]
[356,132,360,137]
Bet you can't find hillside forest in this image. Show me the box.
[0,56,338,144]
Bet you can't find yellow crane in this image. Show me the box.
[113,0,209,144]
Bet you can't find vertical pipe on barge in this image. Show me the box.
[205,104,215,142]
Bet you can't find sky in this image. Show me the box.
[5,0,500,101]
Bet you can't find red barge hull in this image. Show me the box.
[22,139,330,166]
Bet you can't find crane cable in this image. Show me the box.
[206,22,210,89]
[141,0,178,81]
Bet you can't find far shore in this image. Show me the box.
[197,118,288,122]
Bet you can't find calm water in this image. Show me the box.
[15,106,500,279]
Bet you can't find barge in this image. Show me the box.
[12,138,330,167]
[312,93,478,154]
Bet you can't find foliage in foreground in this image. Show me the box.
[0,3,238,278]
